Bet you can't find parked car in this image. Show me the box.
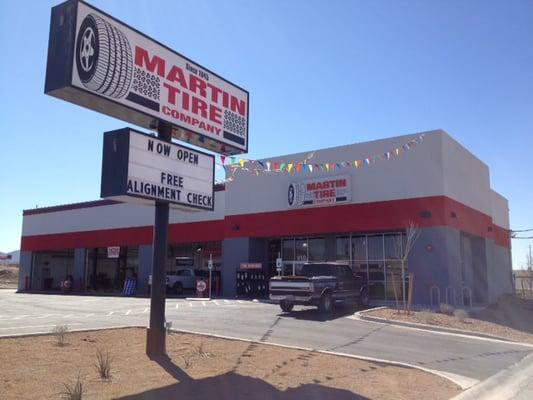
[149,268,204,295]
[269,262,369,313]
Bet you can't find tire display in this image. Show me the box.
[76,13,133,99]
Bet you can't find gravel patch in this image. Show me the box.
[0,327,461,399]
[366,305,533,344]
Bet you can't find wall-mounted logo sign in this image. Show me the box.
[101,128,214,211]
[288,175,351,207]
[45,0,249,155]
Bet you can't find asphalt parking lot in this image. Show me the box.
[1,289,531,388]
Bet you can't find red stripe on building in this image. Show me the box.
[21,220,225,251]
[20,196,510,251]
[224,196,447,238]
[168,220,224,244]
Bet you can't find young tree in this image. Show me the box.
[524,245,533,299]
[394,221,420,313]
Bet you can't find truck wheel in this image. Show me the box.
[173,282,183,295]
[318,291,333,313]
[280,300,294,313]
[358,288,369,309]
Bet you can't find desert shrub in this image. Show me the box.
[453,309,469,323]
[181,354,192,369]
[95,348,112,380]
[439,303,455,315]
[196,340,212,358]
[52,325,69,346]
[61,374,84,400]
[419,310,435,324]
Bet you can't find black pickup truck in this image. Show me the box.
[269,262,369,313]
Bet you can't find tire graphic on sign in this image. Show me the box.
[76,13,133,99]
[288,184,295,206]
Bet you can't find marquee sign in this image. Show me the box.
[101,128,214,211]
[45,0,249,155]
[288,175,351,207]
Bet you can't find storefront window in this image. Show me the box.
[168,241,221,273]
[351,236,367,261]
[335,236,350,261]
[32,250,74,291]
[384,234,402,260]
[87,246,138,292]
[282,239,295,261]
[385,260,404,300]
[367,235,384,261]
[295,238,308,262]
[351,260,367,276]
[308,238,325,261]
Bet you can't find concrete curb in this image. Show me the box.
[0,325,143,339]
[169,327,478,390]
[356,309,533,347]
[450,352,533,400]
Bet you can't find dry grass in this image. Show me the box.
[61,374,84,400]
[439,303,455,315]
[367,299,533,344]
[95,348,112,380]
[0,328,461,400]
[52,324,69,346]
[453,309,469,323]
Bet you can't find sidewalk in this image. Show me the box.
[451,353,533,400]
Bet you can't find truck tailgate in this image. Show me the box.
[269,278,313,295]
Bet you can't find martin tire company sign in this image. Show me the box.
[45,0,249,156]
[288,175,351,208]
[101,129,214,211]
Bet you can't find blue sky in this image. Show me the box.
[1,0,532,268]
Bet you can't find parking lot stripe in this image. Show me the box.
[175,303,179,309]
[125,310,132,315]
[35,314,55,319]
[12,315,30,320]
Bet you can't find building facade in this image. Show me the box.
[18,130,513,305]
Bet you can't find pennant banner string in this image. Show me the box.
[214,134,425,184]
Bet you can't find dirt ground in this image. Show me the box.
[0,327,460,400]
[0,264,18,289]
[367,296,533,344]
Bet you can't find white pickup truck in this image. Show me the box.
[148,268,200,295]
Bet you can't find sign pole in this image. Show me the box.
[146,123,172,356]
